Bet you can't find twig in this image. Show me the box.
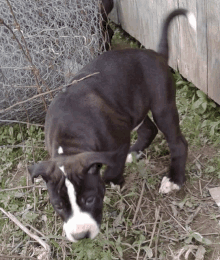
[199,180,203,197]
[7,84,39,88]
[0,72,100,113]
[167,211,187,232]
[5,0,53,98]
[11,240,26,254]
[0,254,37,259]
[155,214,163,260]
[144,207,161,260]
[154,167,168,176]
[132,180,146,223]
[160,234,179,242]
[136,243,141,260]
[186,205,201,226]
[0,145,44,149]
[146,182,155,200]
[0,185,45,192]
[202,177,213,191]
[0,8,48,111]
[192,153,203,165]
[0,18,29,67]
[0,119,44,127]
[0,207,50,256]
[149,206,161,248]
[26,223,45,238]
[41,235,69,241]
[202,232,220,236]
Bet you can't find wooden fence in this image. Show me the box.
[110,0,220,105]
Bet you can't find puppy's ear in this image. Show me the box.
[57,151,115,174]
[87,163,102,175]
[28,161,55,183]
[54,145,128,175]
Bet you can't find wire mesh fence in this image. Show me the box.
[0,2,112,257]
[0,0,107,124]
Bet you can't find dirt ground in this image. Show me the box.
[116,143,220,259]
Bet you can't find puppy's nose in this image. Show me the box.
[72,231,90,241]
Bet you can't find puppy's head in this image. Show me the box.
[28,151,114,242]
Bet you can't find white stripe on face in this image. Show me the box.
[63,178,100,242]
[58,146,64,154]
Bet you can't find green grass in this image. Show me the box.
[174,72,220,145]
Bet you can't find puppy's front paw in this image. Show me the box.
[126,153,133,163]
[126,152,142,163]
[159,176,180,194]
[110,182,121,191]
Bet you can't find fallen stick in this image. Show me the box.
[0,207,50,257]
[0,254,37,259]
[155,214,163,260]
[132,180,146,223]
[186,205,201,226]
[0,185,44,192]
[149,206,161,248]
[0,72,100,113]
[143,207,161,260]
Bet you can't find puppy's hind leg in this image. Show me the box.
[126,115,158,163]
[152,104,188,194]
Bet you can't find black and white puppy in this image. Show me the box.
[28,9,196,242]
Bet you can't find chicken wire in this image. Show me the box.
[0,0,107,124]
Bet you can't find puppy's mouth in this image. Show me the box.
[63,213,100,242]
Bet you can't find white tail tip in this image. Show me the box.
[187,12,196,31]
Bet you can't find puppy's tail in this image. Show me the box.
[158,8,196,60]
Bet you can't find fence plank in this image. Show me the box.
[195,0,208,94]
[178,0,207,94]
[207,1,220,103]
[110,0,220,105]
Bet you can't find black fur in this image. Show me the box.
[29,8,191,241]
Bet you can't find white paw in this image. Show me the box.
[159,176,180,194]
[110,182,120,191]
[126,153,133,163]
[126,152,142,163]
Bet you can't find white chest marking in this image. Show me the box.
[58,146,63,154]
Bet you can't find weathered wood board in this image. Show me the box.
[207,0,220,103]
[109,0,220,105]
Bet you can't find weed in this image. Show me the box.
[174,71,220,146]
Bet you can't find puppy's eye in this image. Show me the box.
[81,197,85,204]
[56,203,63,211]
[86,196,95,206]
